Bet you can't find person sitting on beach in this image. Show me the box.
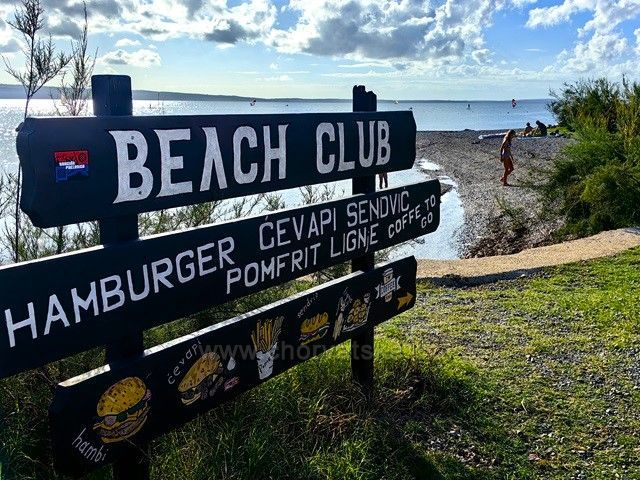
[500,129,516,186]
[534,120,548,136]
[523,122,533,136]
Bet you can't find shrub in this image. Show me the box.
[544,77,640,235]
[579,163,640,232]
[549,78,620,132]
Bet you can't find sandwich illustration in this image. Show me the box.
[342,293,371,333]
[93,377,151,444]
[178,352,224,406]
[299,312,329,345]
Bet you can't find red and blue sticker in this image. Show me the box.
[55,150,89,182]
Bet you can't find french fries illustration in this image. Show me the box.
[251,316,283,380]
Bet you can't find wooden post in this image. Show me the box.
[92,75,150,480]
[351,85,376,392]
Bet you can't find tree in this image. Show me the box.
[2,0,71,262]
[54,2,95,117]
[50,2,96,254]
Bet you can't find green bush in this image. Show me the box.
[549,78,620,132]
[579,163,640,231]
[543,77,640,235]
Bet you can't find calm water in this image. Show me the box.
[0,97,554,259]
[0,98,555,170]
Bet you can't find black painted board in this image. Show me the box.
[49,257,417,477]
[17,111,416,227]
[0,180,439,378]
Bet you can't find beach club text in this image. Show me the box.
[111,120,391,203]
[18,110,416,227]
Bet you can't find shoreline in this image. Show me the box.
[415,130,569,257]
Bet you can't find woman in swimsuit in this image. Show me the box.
[500,129,516,186]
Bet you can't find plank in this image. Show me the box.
[0,180,439,378]
[49,257,417,476]
[18,111,416,227]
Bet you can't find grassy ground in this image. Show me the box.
[389,247,640,479]
[1,249,639,479]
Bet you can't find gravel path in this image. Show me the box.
[416,130,570,255]
[416,227,640,283]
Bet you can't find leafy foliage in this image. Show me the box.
[544,77,640,235]
[549,78,620,132]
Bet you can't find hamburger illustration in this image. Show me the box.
[178,352,223,405]
[93,377,151,444]
[299,312,329,345]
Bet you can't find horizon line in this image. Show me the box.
[0,83,552,103]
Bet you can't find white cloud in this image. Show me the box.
[115,38,141,47]
[338,62,394,69]
[0,0,636,91]
[99,48,162,68]
[203,0,277,44]
[262,74,292,82]
[269,0,511,63]
[472,48,491,64]
[526,0,640,77]
[526,0,594,28]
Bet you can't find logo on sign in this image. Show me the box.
[375,268,401,302]
[55,150,89,182]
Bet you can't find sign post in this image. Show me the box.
[351,85,377,392]
[92,75,150,480]
[3,77,442,478]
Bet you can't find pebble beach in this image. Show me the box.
[416,130,570,256]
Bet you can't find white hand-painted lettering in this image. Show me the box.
[233,126,258,184]
[111,130,153,203]
[156,129,193,197]
[200,127,227,191]
[262,125,288,183]
[5,303,37,348]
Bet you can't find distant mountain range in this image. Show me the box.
[0,84,349,102]
[0,84,549,103]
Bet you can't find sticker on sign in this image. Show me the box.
[54,151,89,182]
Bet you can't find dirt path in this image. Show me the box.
[417,227,640,284]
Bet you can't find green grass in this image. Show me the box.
[389,247,640,479]
[2,249,640,479]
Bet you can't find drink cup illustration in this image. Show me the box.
[256,343,277,379]
[251,317,283,380]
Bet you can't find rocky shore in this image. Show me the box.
[417,130,570,257]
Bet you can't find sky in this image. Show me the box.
[0,0,639,100]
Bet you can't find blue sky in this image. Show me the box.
[0,0,639,100]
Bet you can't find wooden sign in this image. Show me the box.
[17,111,416,227]
[0,180,439,378]
[49,256,417,477]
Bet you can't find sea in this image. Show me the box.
[0,98,556,260]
